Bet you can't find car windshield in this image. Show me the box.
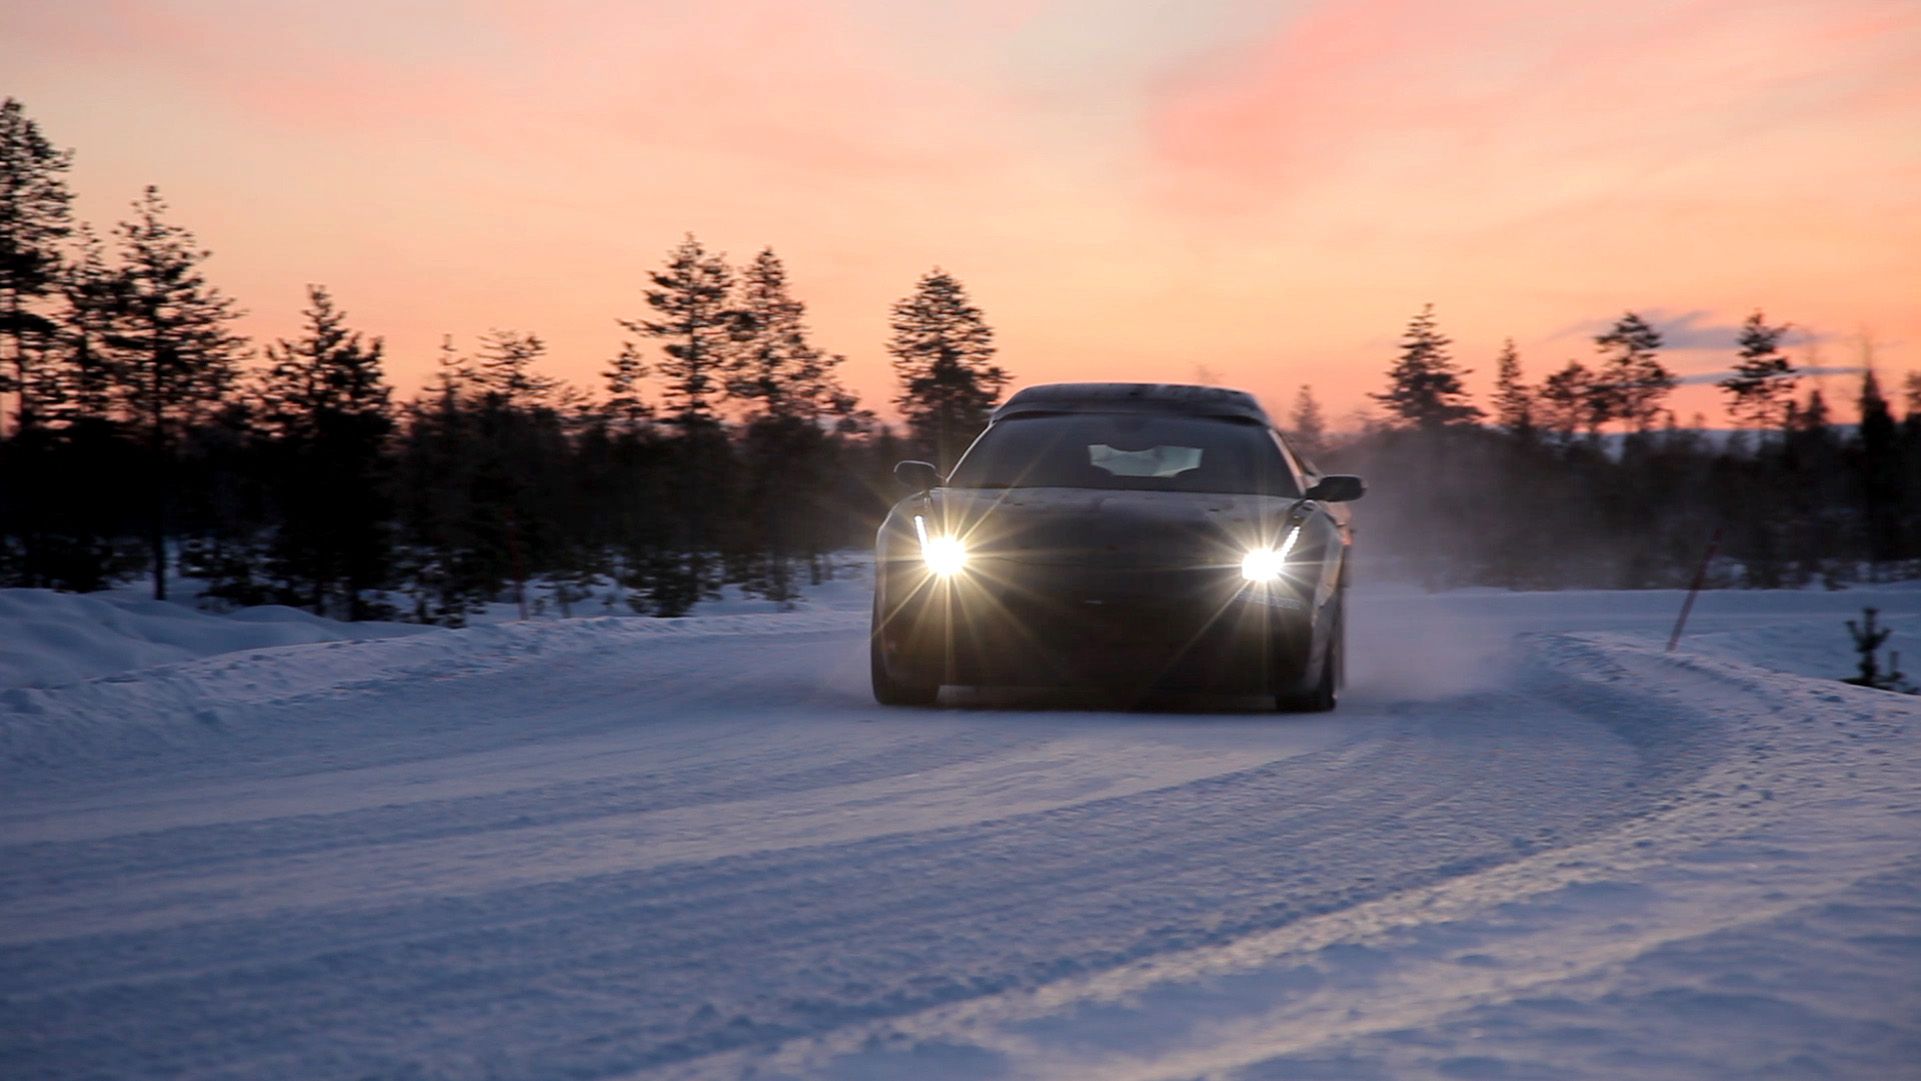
[947,413,1300,496]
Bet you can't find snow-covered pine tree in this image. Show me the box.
[887,268,1006,470]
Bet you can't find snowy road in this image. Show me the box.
[3,577,1918,1079]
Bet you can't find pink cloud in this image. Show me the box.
[12,1,1016,182]
[1144,0,1921,214]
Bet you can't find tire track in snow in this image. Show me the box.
[0,623,1696,1080]
[14,598,1900,1081]
[660,634,1918,1081]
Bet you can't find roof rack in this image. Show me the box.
[991,382,1272,425]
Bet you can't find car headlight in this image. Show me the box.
[914,515,968,576]
[1241,526,1302,582]
[922,536,968,576]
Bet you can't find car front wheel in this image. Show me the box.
[870,599,939,707]
[1277,598,1342,713]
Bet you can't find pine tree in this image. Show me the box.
[726,248,858,604]
[1799,387,1831,432]
[601,341,651,432]
[6,225,132,591]
[429,334,467,403]
[0,98,76,433]
[258,286,385,433]
[727,248,853,425]
[1536,361,1593,440]
[1856,368,1902,574]
[1594,311,1672,431]
[887,268,1007,469]
[1719,310,1795,431]
[1491,338,1531,437]
[464,333,569,619]
[393,391,482,625]
[1900,372,1921,576]
[468,329,559,410]
[1286,384,1328,460]
[1371,303,1481,430]
[1782,386,1842,584]
[45,225,122,423]
[106,185,249,599]
[617,235,739,608]
[257,286,393,616]
[623,234,733,430]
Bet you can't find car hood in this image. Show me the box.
[923,486,1299,566]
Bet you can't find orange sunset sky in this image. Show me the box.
[5,0,1918,427]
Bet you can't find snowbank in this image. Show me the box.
[0,558,876,693]
[0,588,431,690]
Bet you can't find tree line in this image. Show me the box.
[4,96,1916,615]
[1307,303,1921,589]
[0,99,1010,621]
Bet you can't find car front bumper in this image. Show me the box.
[874,556,1321,693]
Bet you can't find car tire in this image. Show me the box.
[1277,597,1342,713]
[871,601,939,707]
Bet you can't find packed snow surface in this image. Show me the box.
[2,571,1918,1079]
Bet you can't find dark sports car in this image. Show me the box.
[871,382,1364,709]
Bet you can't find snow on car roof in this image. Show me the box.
[992,382,1272,425]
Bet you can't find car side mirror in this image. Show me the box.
[894,460,941,493]
[1305,474,1365,502]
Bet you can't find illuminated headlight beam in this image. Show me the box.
[923,536,968,576]
[914,515,969,576]
[1241,525,1302,582]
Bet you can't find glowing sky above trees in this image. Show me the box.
[5,0,1918,425]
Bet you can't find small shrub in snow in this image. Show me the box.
[1843,608,1917,694]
